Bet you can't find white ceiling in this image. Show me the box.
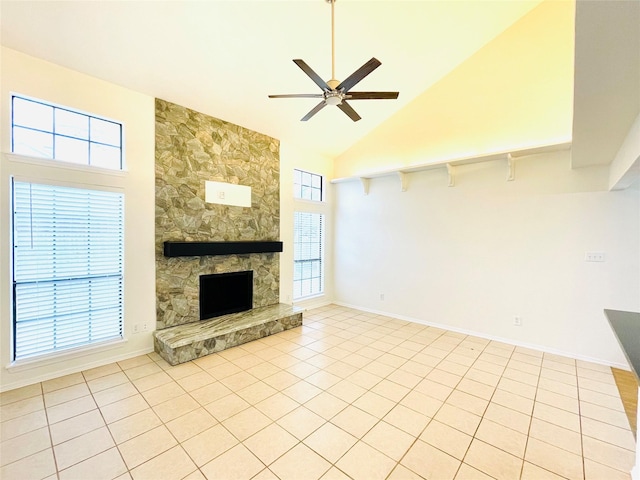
[0,0,543,159]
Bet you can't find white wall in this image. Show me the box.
[333,150,640,367]
[279,142,334,309]
[0,48,156,392]
[609,113,640,190]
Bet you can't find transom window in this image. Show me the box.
[11,95,123,170]
[294,169,323,201]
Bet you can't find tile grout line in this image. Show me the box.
[87,368,130,479]
[455,337,514,479]
[576,359,587,480]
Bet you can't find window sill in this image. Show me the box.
[3,152,128,177]
[5,338,128,373]
[294,293,325,303]
[294,198,328,206]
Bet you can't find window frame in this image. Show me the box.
[5,93,128,366]
[10,94,124,171]
[10,178,125,362]
[294,168,324,202]
[292,168,326,301]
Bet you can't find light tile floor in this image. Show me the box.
[1,304,637,480]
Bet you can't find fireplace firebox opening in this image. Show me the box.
[199,270,253,320]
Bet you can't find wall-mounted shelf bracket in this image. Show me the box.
[507,154,515,181]
[398,172,409,192]
[446,163,456,187]
[359,177,370,195]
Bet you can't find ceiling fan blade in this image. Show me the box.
[301,101,327,121]
[336,57,382,92]
[346,92,399,100]
[293,59,331,91]
[268,94,324,98]
[337,101,361,122]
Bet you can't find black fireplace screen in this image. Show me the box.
[199,270,253,320]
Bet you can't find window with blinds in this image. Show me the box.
[293,212,324,299]
[11,180,124,360]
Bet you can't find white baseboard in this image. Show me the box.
[332,301,631,370]
[1,347,154,393]
[294,295,334,311]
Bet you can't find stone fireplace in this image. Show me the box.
[155,99,281,331]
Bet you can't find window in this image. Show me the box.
[11,95,123,170]
[293,212,324,299]
[294,169,323,201]
[293,169,325,300]
[11,181,124,360]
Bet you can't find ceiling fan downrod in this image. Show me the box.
[328,0,337,84]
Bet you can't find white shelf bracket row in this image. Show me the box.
[329,142,571,191]
[398,172,409,192]
[447,163,456,187]
[360,177,370,195]
[507,153,515,181]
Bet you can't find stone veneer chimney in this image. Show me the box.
[155,99,280,330]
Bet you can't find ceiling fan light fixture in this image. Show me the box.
[325,93,342,106]
[268,0,398,121]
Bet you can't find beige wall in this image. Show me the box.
[0,48,156,392]
[334,0,575,179]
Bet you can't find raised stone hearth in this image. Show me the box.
[154,303,303,365]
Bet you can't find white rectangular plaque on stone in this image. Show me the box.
[205,181,251,207]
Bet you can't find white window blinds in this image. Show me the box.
[12,180,124,360]
[293,212,324,299]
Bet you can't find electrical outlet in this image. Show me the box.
[514,316,522,327]
[133,323,140,334]
[585,252,605,262]
[380,293,385,301]
[142,323,148,332]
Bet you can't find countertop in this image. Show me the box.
[605,309,640,382]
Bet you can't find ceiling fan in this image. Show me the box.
[268,0,399,122]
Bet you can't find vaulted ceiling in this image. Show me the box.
[0,0,543,158]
